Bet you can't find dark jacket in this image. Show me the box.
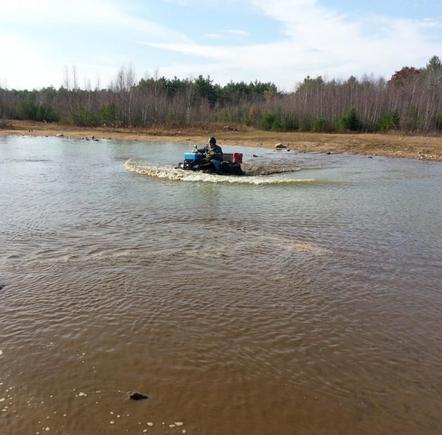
[204,143,223,161]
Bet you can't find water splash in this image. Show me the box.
[124,160,316,185]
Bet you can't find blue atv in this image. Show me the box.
[176,148,244,176]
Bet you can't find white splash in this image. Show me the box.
[124,160,315,185]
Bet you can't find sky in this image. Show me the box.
[0,0,441,90]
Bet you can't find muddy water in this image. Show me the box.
[1,136,441,435]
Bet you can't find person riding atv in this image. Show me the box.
[176,137,244,175]
[203,137,223,172]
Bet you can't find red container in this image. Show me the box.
[233,152,243,164]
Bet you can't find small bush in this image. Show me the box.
[336,108,360,131]
[271,112,286,131]
[257,112,299,131]
[311,117,331,132]
[378,112,400,131]
[35,105,59,122]
[18,99,59,122]
[260,112,277,130]
[98,104,117,126]
[71,108,99,127]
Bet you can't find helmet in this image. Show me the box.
[208,136,216,145]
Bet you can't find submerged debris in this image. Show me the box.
[129,391,149,401]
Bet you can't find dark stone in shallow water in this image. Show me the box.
[129,392,149,401]
[0,284,4,290]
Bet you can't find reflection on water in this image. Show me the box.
[1,136,442,435]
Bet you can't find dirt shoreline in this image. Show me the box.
[1,120,441,161]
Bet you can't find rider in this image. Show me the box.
[204,137,223,172]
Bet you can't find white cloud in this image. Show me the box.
[0,34,122,89]
[225,29,250,37]
[1,0,441,89]
[0,0,191,88]
[0,0,188,41]
[204,30,250,40]
[143,0,442,89]
[205,33,226,40]
[0,36,60,89]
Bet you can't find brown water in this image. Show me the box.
[1,136,441,435]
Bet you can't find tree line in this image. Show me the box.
[0,56,441,134]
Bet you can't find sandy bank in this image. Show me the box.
[1,120,441,161]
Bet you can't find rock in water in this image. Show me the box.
[129,392,149,401]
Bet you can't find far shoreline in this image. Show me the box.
[1,120,441,162]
